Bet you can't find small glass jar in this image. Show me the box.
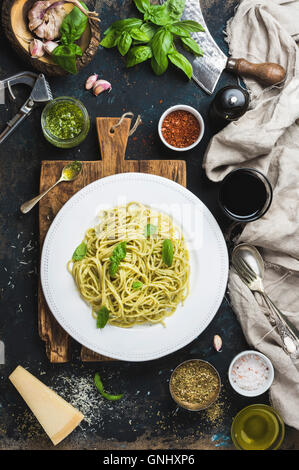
[218,167,273,223]
[41,96,90,149]
[231,404,285,450]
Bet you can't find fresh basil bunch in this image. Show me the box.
[52,1,88,74]
[100,0,204,78]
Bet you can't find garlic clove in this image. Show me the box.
[43,40,59,55]
[85,74,98,90]
[213,335,222,352]
[93,79,112,96]
[29,39,45,58]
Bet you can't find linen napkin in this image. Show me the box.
[203,0,299,430]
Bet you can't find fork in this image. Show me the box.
[232,253,299,357]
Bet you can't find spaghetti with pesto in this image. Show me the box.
[68,202,190,328]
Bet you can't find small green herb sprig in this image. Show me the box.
[100,0,204,79]
[109,241,127,278]
[162,239,174,266]
[52,1,88,74]
[72,241,87,261]
[96,306,110,329]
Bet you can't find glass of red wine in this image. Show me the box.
[219,168,273,222]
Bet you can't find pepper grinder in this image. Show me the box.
[209,85,250,131]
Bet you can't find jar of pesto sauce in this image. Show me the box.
[41,97,90,148]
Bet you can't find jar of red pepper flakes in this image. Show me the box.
[158,105,205,151]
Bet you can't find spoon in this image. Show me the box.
[20,161,82,214]
[232,243,299,356]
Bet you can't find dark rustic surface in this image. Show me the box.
[0,0,298,451]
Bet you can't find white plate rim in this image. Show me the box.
[40,172,228,361]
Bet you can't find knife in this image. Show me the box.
[160,0,286,94]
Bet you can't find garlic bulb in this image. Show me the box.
[28,1,66,41]
[28,0,100,41]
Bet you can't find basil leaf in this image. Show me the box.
[145,224,157,237]
[151,55,168,76]
[72,241,87,261]
[100,29,119,48]
[166,0,186,22]
[94,373,123,401]
[126,45,152,67]
[140,22,158,41]
[72,43,83,56]
[104,18,143,35]
[96,306,110,329]
[130,27,150,42]
[152,29,173,66]
[109,258,120,278]
[60,1,88,44]
[132,281,143,290]
[117,31,132,56]
[145,4,170,26]
[174,20,205,33]
[109,242,127,277]
[162,239,174,267]
[168,24,190,38]
[52,44,82,74]
[112,241,127,260]
[181,37,203,56]
[146,0,185,25]
[133,0,151,14]
[168,50,193,79]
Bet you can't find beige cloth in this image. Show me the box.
[203,0,299,429]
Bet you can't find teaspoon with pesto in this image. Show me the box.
[20,161,82,214]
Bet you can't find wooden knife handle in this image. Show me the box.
[227,58,286,86]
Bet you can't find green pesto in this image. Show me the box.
[45,101,84,140]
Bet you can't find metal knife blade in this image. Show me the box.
[160,0,228,94]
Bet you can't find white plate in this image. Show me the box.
[41,173,228,362]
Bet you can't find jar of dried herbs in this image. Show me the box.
[169,359,221,411]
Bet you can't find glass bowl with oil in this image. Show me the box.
[169,359,221,411]
[41,97,90,148]
[231,404,285,450]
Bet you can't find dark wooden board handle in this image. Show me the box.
[227,58,286,85]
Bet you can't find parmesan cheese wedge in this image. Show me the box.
[9,365,84,445]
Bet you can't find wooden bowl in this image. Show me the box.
[2,0,100,76]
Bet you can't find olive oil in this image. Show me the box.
[231,404,285,450]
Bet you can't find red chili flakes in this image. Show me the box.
[161,110,201,148]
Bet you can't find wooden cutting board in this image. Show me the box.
[38,117,186,363]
